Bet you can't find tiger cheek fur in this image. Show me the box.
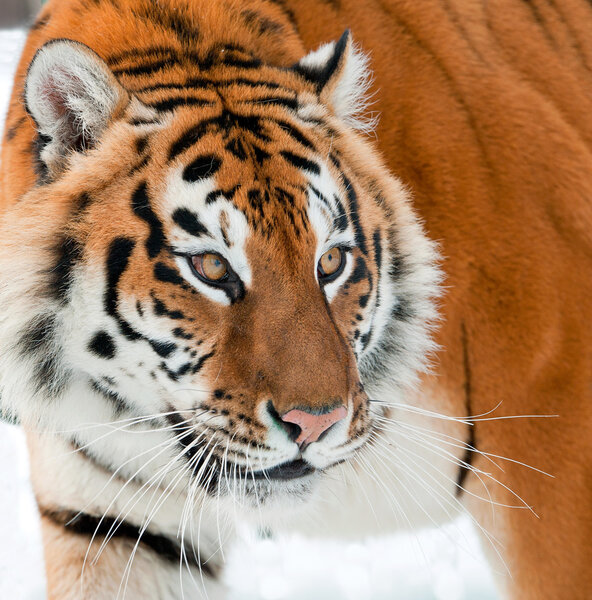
[0,1,443,598]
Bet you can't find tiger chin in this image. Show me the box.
[0,1,444,599]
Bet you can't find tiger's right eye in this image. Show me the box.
[191,253,229,283]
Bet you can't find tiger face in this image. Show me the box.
[0,32,440,512]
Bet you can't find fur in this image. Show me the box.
[1,1,590,599]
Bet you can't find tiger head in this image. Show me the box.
[0,32,440,510]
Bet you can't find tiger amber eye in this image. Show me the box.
[195,253,228,281]
[319,247,343,276]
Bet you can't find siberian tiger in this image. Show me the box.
[1,0,590,598]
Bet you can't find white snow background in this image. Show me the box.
[0,29,499,600]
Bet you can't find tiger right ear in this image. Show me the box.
[294,30,375,134]
[25,39,129,168]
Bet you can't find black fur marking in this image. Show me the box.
[135,136,148,154]
[160,360,192,381]
[90,380,128,415]
[183,155,222,182]
[359,294,370,308]
[251,96,298,111]
[30,13,51,32]
[105,239,135,318]
[18,315,67,397]
[131,182,166,259]
[88,331,117,359]
[4,117,25,142]
[151,293,184,320]
[456,322,477,497]
[165,411,217,492]
[172,208,209,237]
[349,256,368,285]
[139,77,283,94]
[169,121,214,161]
[31,134,51,184]
[293,29,350,90]
[150,97,215,113]
[280,151,320,175]
[130,116,161,127]
[253,145,271,164]
[333,194,349,232]
[49,236,84,303]
[18,315,55,356]
[173,327,193,340]
[241,9,284,35]
[112,59,172,77]
[192,350,215,374]
[154,262,187,287]
[150,340,177,358]
[104,239,146,343]
[40,507,215,576]
[341,173,367,254]
[225,138,248,160]
[274,119,315,150]
[205,185,240,205]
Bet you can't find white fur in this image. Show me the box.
[26,40,124,157]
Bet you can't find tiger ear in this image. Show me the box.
[294,30,375,133]
[25,39,129,165]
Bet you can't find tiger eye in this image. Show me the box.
[318,247,343,277]
[193,253,228,281]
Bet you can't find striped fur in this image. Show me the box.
[2,1,590,599]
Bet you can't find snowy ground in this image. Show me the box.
[0,29,499,600]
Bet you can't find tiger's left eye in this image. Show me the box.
[191,253,228,282]
[318,247,345,282]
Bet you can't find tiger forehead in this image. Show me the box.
[149,110,328,238]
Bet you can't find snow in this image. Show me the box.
[0,29,498,600]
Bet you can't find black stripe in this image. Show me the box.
[172,208,209,237]
[48,236,84,303]
[183,155,221,183]
[4,117,26,142]
[40,508,215,576]
[104,238,141,341]
[131,182,166,259]
[280,150,320,174]
[242,9,284,35]
[113,59,173,77]
[107,46,179,65]
[273,119,315,149]
[341,173,367,254]
[456,322,477,497]
[149,97,215,113]
[90,380,129,415]
[169,119,220,161]
[136,77,283,94]
[18,314,67,397]
[248,96,298,111]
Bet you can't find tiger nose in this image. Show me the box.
[280,405,348,447]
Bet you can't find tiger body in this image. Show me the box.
[1,0,591,599]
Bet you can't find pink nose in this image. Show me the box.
[281,406,348,447]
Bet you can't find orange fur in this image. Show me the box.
[2,1,592,599]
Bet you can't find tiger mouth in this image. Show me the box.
[250,459,315,481]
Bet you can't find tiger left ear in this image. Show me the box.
[294,30,375,133]
[24,39,130,174]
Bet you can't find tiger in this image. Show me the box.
[1,0,591,598]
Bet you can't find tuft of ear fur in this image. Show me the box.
[294,30,376,134]
[25,39,129,165]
